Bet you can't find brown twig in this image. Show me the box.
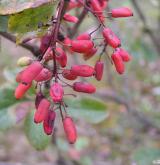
[0,32,40,57]
[131,0,160,54]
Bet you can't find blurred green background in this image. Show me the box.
[0,0,160,165]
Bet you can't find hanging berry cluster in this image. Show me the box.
[14,0,133,144]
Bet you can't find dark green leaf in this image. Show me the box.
[8,3,54,34]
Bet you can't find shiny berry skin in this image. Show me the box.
[62,69,77,80]
[16,71,24,83]
[71,65,95,77]
[95,61,104,81]
[20,61,43,84]
[50,83,64,103]
[34,68,52,82]
[34,98,50,123]
[56,47,67,68]
[116,48,132,62]
[103,28,121,48]
[71,40,94,53]
[76,33,91,40]
[83,47,97,60]
[43,110,56,135]
[15,83,32,99]
[73,82,96,93]
[63,117,77,144]
[90,0,105,22]
[63,13,78,23]
[111,51,125,74]
[111,7,133,18]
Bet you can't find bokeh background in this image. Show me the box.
[0,0,160,165]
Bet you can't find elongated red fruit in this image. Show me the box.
[71,40,94,53]
[35,92,44,109]
[56,47,67,68]
[76,33,91,40]
[43,109,56,135]
[15,83,32,99]
[63,117,77,144]
[62,69,77,80]
[67,0,82,11]
[34,98,50,123]
[16,71,24,83]
[83,47,97,60]
[90,0,105,22]
[73,82,96,93]
[50,83,64,103]
[63,13,78,23]
[111,7,133,18]
[111,51,125,74]
[34,68,52,82]
[103,28,121,48]
[21,61,43,84]
[95,61,104,81]
[116,48,132,62]
[71,65,95,77]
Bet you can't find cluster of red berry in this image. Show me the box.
[14,0,133,144]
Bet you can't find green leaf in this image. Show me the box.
[0,107,17,131]
[66,97,108,124]
[24,111,50,150]
[0,15,9,32]
[8,3,54,35]
[0,0,55,15]
[132,147,160,165]
[0,86,22,110]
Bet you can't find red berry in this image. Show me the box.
[15,83,32,99]
[21,61,43,84]
[34,98,50,123]
[62,69,77,80]
[35,92,44,109]
[103,28,121,48]
[90,0,105,22]
[73,82,96,93]
[16,71,24,83]
[83,47,97,60]
[76,33,91,40]
[67,0,82,11]
[111,7,133,18]
[71,40,94,53]
[63,13,79,23]
[71,65,95,77]
[56,47,67,68]
[34,68,52,82]
[111,51,125,74]
[43,109,56,135]
[116,48,132,62]
[95,61,104,81]
[50,83,64,103]
[63,117,77,144]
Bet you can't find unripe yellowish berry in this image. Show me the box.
[17,57,32,67]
